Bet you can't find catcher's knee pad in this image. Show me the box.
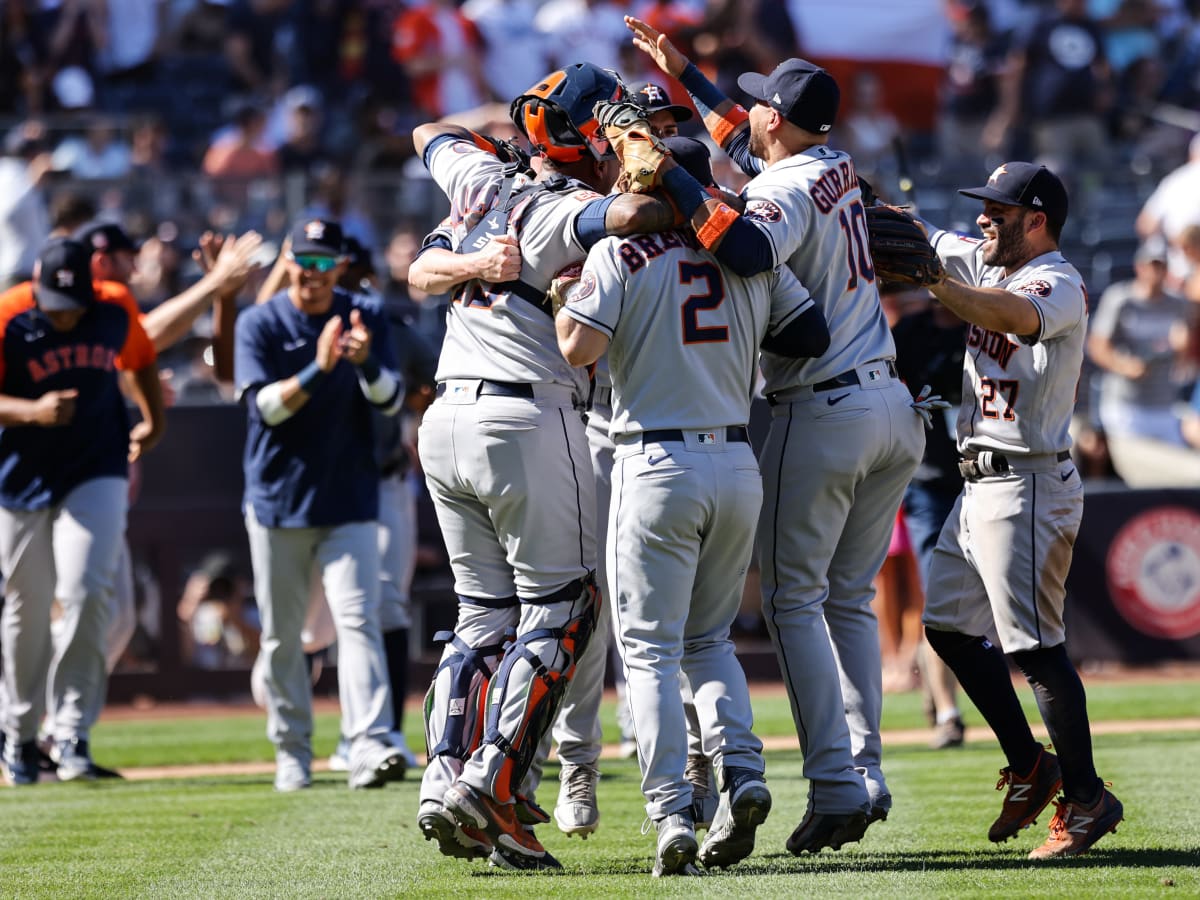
[423,622,514,761]
[482,573,600,800]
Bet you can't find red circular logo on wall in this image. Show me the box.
[1106,507,1200,640]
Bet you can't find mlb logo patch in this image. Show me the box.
[698,432,717,444]
[449,698,465,716]
[867,367,882,382]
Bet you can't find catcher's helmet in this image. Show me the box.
[510,63,625,164]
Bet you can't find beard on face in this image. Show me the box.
[981,214,1027,269]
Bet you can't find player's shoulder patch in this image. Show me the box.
[570,270,597,304]
[744,199,783,223]
[449,140,478,155]
[1012,278,1052,298]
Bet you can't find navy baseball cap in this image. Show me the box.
[77,221,138,255]
[33,238,95,311]
[959,162,1069,232]
[663,136,715,187]
[737,59,840,134]
[290,218,344,256]
[631,81,693,123]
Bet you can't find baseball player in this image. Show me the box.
[628,20,927,851]
[630,80,693,137]
[920,162,1123,858]
[0,238,165,785]
[407,62,683,870]
[548,79,710,841]
[234,217,407,792]
[558,135,830,875]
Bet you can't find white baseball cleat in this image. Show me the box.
[554,761,600,837]
[274,749,312,792]
[327,736,351,773]
[652,811,702,877]
[348,738,406,789]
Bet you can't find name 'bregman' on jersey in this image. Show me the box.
[562,228,813,435]
[424,137,600,394]
[930,229,1087,458]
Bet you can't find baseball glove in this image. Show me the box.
[548,261,583,316]
[866,206,945,288]
[593,100,670,193]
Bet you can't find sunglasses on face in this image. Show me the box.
[289,253,339,273]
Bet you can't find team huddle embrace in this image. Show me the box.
[402,14,1124,875]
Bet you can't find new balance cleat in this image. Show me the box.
[555,762,600,838]
[698,767,771,869]
[989,748,1062,842]
[1028,787,1124,859]
[418,799,492,860]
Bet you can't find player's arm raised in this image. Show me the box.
[625,16,756,172]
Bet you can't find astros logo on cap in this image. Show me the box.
[56,269,75,287]
[987,164,1008,185]
[641,84,664,103]
[305,221,325,240]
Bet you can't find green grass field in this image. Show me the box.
[2,681,1197,898]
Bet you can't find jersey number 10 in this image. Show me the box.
[837,201,876,289]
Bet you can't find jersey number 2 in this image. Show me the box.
[837,201,876,289]
[679,261,728,344]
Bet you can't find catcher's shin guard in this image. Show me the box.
[481,574,600,801]
[423,623,514,762]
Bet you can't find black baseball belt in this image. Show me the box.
[958,450,1071,481]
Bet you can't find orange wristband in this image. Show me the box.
[709,106,749,146]
[696,202,740,250]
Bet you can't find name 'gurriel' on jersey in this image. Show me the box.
[811,160,858,214]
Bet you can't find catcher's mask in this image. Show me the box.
[510,63,625,164]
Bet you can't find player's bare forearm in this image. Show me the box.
[556,314,608,367]
[128,363,168,454]
[0,394,54,426]
[929,277,1040,338]
[141,276,219,352]
[409,238,521,294]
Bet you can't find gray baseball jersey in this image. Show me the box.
[729,144,925,820]
[425,139,598,394]
[735,146,896,393]
[924,231,1087,654]
[417,133,599,821]
[930,230,1087,457]
[563,228,813,432]
[561,228,814,821]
